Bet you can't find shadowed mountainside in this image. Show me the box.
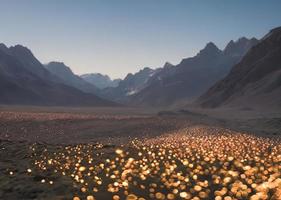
[101,67,160,102]
[128,37,258,107]
[197,27,281,110]
[0,44,117,106]
[45,61,99,94]
[81,73,121,89]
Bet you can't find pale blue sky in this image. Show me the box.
[0,0,280,78]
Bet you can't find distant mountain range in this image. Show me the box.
[1,26,280,110]
[45,62,99,94]
[0,44,116,106]
[80,73,121,89]
[101,67,160,102]
[105,37,258,106]
[197,27,281,110]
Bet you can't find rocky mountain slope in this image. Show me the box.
[81,73,120,89]
[129,37,258,107]
[197,27,281,110]
[101,67,160,102]
[45,62,99,94]
[0,44,116,106]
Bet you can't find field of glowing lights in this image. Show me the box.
[0,110,280,200]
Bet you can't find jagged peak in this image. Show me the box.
[0,43,9,53]
[237,37,248,43]
[124,73,133,79]
[81,73,111,80]
[0,43,38,59]
[9,44,35,58]
[46,61,74,74]
[227,40,235,45]
[10,44,31,51]
[236,37,258,44]
[224,40,235,50]
[48,61,65,66]
[206,42,218,48]
[225,37,255,48]
[141,67,153,72]
[223,36,259,56]
[163,62,174,68]
[46,61,69,69]
[198,42,221,57]
[205,42,220,51]
[122,67,153,81]
[0,43,8,49]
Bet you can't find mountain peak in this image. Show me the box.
[45,61,73,75]
[198,42,221,57]
[0,43,7,49]
[237,37,248,43]
[163,62,174,69]
[9,44,35,59]
[81,73,111,81]
[11,44,31,52]
[81,73,120,89]
[206,42,218,48]
[224,40,236,51]
[227,40,235,45]
[141,67,153,72]
[237,36,258,44]
[198,26,281,109]
[224,37,259,56]
[48,61,65,66]
[0,44,41,58]
[0,43,9,53]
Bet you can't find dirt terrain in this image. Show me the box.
[0,109,190,144]
[0,106,280,200]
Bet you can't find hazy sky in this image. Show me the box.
[0,0,281,79]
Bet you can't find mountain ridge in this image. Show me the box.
[197,27,281,110]
[127,37,259,107]
[0,44,117,106]
[81,73,121,89]
[45,61,99,94]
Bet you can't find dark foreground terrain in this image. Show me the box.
[0,107,280,200]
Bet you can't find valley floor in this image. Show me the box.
[0,106,280,200]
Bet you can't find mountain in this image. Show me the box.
[6,44,61,83]
[129,37,258,107]
[101,67,159,102]
[0,44,117,106]
[45,62,99,94]
[81,73,121,89]
[224,37,259,57]
[197,27,281,110]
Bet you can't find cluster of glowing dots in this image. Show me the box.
[30,127,280,200]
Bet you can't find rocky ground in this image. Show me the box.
[0,107,280,200]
